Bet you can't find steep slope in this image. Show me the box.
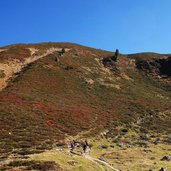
[135,54,171,88]
[0,43,171,170]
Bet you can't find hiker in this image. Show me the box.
[69,142,75,153]
[85,140,88,146]
[82,140,90,154]
[83,143,87,153]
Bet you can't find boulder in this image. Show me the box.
[99,144,108,149]
[135,141,149,148]
[67,160,78,166]
[159,167,167,171]
[140,134,149,141]
[160,155,171,161]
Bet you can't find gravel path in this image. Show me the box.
[84,154,120,171]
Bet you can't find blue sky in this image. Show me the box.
[0,0,171,53]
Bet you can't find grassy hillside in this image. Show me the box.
[0,43,170,170]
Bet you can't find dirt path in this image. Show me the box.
[84,154,105,171]
[84,154,120,171]
[64,132,120,171]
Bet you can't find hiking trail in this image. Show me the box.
[84,154,120,171]
[0,47,61,91]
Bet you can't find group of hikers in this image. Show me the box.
[69,140,90,155]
